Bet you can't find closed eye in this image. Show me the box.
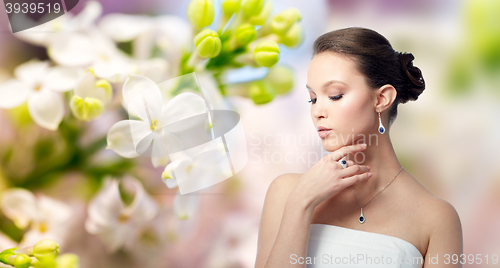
[330,94,343,100]
[308,94,343,104]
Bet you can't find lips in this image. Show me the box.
[317,126,332,138]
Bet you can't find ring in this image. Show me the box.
[338,156,347,169]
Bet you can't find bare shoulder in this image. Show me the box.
[259,172,303,219]
[266,173,303,198]
[423,196,462,231]
[417,194,463,259]
[403,176,462,234]
[255,173,303,268]
[404,175,461,227]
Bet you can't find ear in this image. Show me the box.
[374,84,397,112]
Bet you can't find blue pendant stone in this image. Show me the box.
[379,127,385,133]
[341,160,346,164]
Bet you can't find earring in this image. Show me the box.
[378,110,385,134]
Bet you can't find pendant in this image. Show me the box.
[378,118,385,134]
[378,111,385,134]
[358,207,365,224]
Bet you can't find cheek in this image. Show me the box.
[337,95,373,132]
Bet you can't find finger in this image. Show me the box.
[328,143,367,162]
[338,172,373,189]
[337,159,361,170]
[338,164,371,178]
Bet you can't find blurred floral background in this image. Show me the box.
[0,0,499,267]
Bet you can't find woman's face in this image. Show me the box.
[307,51,378,151]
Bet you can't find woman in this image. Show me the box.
[255,27,463,268]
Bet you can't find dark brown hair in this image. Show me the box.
[313,27,425,126]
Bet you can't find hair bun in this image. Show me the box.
[397,52,425,104]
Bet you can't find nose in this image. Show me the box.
[311,98,328,120]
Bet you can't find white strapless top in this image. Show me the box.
[306,224,424,268]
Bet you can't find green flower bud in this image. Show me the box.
[279,23,304,48]
[248,1,272,25]
[70,96,105,121]
[55,254,79,268]
[241,0,264,17]
[249,80,276,104]
[222,0,240,16]
[254,40,280,67]
[33,239,60,262]
[270,8,301,35]
[187,0,215,29]
[265,65,294,95]
[235,23,257,45]
[0,248,17,265]
[13,254,31,268]
[194,29,222,58]
[33,259,56,268]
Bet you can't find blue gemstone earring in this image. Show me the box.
[378,110,385,134]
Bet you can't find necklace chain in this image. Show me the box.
[350,165,404,209]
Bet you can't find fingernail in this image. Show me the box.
[367,166,371,170]
[367,173,372,177]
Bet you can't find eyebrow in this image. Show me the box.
[306,79,348,91]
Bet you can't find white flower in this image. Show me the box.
[84,176,158,252]
[97,13,154,43]
[135,58,170,83]
[106,74,208,167]
[0,188,73,248]
[154,16,193,65]
[14,1,171,83]
[98,14,192,75]
[48,28,138,83]
[69,68,112,121]
[17,1,136,83]
[162,142,232,220]
[0,59,81,130]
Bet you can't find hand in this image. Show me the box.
[288,143,372,211]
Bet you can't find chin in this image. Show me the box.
[322,139,343,152]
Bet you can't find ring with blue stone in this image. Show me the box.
[338,156,347,169]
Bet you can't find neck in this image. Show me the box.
[345,131,404,204]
